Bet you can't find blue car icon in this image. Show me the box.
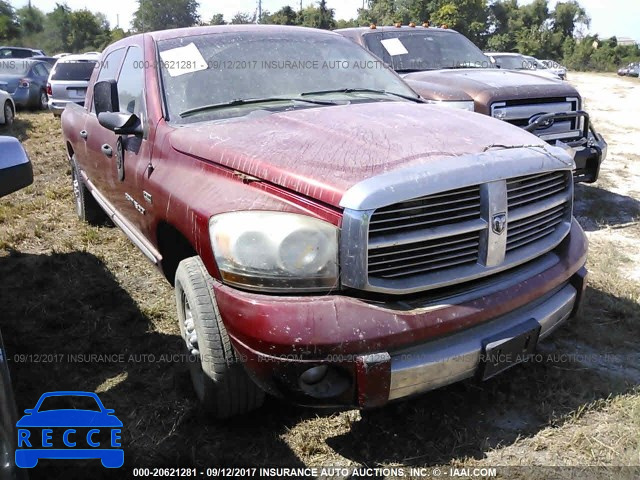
[15,391,123,468]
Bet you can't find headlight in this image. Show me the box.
[425,100,475,111]
[209,211,339,292]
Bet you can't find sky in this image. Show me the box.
[8,0,640,42]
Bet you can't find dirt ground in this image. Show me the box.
[0,73,638,480]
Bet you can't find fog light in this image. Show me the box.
[300,365,329,385]
[298,365,350,399]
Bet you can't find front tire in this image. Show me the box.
[175,256,264,419]
[2,101,14,127]
[70,155,108,225]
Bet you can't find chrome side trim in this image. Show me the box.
[81,172,162,265]
[387,283,577,401]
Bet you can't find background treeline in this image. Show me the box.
[1,0,638,71]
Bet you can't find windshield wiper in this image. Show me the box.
[179,97,339,118]
[300,88,424,103]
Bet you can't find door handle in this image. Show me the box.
[101,144,113,157]
[80,130,88,140]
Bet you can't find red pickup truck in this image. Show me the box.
[61,25,588,418]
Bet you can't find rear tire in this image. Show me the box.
[175,256,265,419]
[2,101,14,127]
[39,90,48,110]
[70,155,109,226]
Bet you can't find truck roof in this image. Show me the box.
[118,24,343,44]
[337,25,458,37]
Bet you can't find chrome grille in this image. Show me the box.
[507,171,571,254]
[507,204,566,252]
[369,186,481,237]
[364,170,573,293]
[368,231,480,279]
[507,171,569,209]
[491,97,581,142]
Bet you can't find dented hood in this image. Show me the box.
[404,69,579,109]
[170,101,548,208]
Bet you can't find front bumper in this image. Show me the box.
[10,88,34,108]
[525,110,607,183]
[215,220,588,408]
[49,99,83,115]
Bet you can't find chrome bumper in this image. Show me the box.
[388,283,577,401]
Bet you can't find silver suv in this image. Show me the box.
[47,53,99,116]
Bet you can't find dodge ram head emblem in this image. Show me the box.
[528,113,555,130]
[492,213,507,235]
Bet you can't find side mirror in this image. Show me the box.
[0,137,33,198]
[104,409,115,414]
[94,79,119,115]
[98,111,143,136]
[23,409,34,415]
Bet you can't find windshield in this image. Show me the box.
[0,60,31,75]
[51,61,97,81]
[362,30,492,72]
[491,55,529,70]
[158,30,419,123]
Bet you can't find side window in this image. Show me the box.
[33,63,48,77]
[116,47,144,117]
[97,48,126,82]
[92,48,126,112]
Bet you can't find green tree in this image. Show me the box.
[16,5,45,36]
[263,6,299,25]
[132,0,200,32]
[0,0,19,43]
[552,1,588,38]
[209,13,226,25]
[230,12,255,24]
[42,3,73,53]
[299,0,336,29]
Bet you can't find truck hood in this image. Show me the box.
[403,69,578,112]
[170,101,549,208]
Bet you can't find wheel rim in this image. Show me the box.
[182,292,205,399]
[4,104,12,125]
[40,92,48,109]
[72,169,82,214]
[183,295,200,357]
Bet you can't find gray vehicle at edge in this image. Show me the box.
[0,136,33,480]
[47,54,99,116]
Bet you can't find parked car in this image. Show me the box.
[337,26,606,183]
[47,54,99,116]
[0,90,15,127]
[0,136,33,480]
[486,52,562,81]
[540,59,568,80]
[617,62,638,76]
[62,25,589,419]
[0,59,51,110]
[627,63,640,78]
[28,55,58,67]
[0,47,46,59]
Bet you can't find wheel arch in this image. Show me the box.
[156,221,198,286]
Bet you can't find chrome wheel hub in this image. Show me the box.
[183,296,199,357]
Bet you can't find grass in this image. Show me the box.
[1,108,639,479]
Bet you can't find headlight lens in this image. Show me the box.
[433,100,475,111]
[209,212,339,292]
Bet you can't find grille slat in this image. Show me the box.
[369,241,480,268]
[372,253,480,279]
